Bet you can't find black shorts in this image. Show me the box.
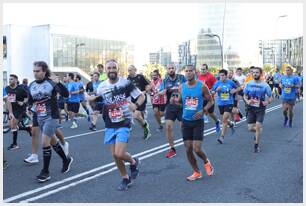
[132,95,147,112]
[182,119,204,141]
[152,104,166,112]
[218,105,233,115]
[67,102,80,113]
[233,99,238,107]
[58,101,65,110]
[94,102,104,113]
[32,113,39,127]
[282,98,296,105]
[165,104,182,122]
[13,110,26,121]
[203,100,215,113]
[247,107,266,124]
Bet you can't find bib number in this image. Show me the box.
[250,99,260,107]
[8,94,16,103]
[284,87,291,94]
[185,97,198,110]
[108,107,124,123]
[220,92,229,101]
[36,103,47,117]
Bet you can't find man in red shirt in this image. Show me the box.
[198,64,221,133]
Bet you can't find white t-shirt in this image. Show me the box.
[234,74,246,85]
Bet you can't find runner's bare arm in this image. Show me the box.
[202,84,213,113]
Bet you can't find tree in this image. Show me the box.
[142,64,167,80]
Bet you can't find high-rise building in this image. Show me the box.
[259,36,303,71]
[3,24,134,83]
[197,3,244,69]
[197,28,240,70]
[178,40,197,70]
[149,48,171,67]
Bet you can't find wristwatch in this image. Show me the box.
[135,102,140,109]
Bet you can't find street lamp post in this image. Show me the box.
[204,33,223,68]
[274,14,288,69]
[75,43,85,67]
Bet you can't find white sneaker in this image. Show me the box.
[161,116,165,124]
[61,142,69,156]
[204,115,209,124]
[71,122,78,129]
[24,154,39,164]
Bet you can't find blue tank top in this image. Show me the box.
[182,81,204,121]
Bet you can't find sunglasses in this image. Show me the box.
[33,70,41,73]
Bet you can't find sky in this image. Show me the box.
[3,2,303,68]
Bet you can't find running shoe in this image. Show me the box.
[204,115,209,123]
[204,160,214,176]
[254,144,260,153]
[130,158,140,179]
[3,161,9,170]
[36,170,51,182]
[288,120,293,128]
[24,154,39,164]
[7,144,20,150]
[117,176,132,191]
[283,117,288,127]
[186,171,202,181]
[89,123,97,131]
[71,122,78,129]
[215,120,221,133]
[229,122,235,135]
[217,136,224,144]
[157,125,163,131]
[143,122,151,140]
[165,148,176,158]
[61,156,73,173]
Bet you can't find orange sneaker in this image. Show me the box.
[186,171,202,181]
[204,160,214,176]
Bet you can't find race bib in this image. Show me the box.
[185,97,198,110]
[36,103,47,117]
[8,94,16,102]
[220,92,230,101]
[284,87,291,94]
[108,107,124,123]
[250,99,260,107]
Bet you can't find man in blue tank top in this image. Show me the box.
[212,69,239,144]
[179,65,214,181]
[280,66,301,128]
[243,67,272,153]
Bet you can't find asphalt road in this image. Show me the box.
[2,99,303,203]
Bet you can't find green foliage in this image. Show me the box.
[142,64,167,80]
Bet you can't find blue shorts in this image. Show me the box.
[104,127,130,144]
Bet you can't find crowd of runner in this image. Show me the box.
[3,60,303,190]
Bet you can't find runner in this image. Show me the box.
[159,63,186,158]
[243,67,272,153]
[127,65,151,140]
[273,68,282,98]
[3,88,14,169]
[266,72,274,91]
[211,69,238,144]
[179,65,214,181]
[280,66,300,128]
[228,69,243,123]
[5,74,32,150]
[88,72,102,131]
[66,73,80,129]
[28,61,73,182]
[75,74,91,122]
[149,69,167,131]
[97,64,107,81]
[95,59,144,191]
[24,111,69,164]
[197,64,221,133]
